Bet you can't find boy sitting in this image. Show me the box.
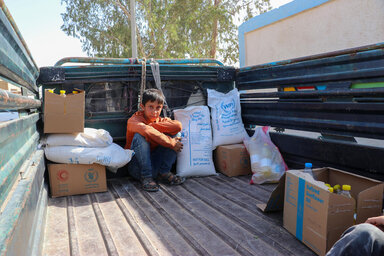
[125,89,184,192]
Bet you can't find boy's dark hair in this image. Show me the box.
[142,88,165,105]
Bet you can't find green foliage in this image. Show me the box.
[61,0,271,64]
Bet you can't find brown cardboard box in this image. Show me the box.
[44,89,85,133]
[214,143,251,177]
[48,164,107,197]
[283,167,384,256]
[0,80,8,90]
[257,173,286,212]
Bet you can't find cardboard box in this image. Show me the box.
[257,173,286,212]
[0,80,8,90]
[44,89,85,133]
[284,168,384,256]
[214,143,251,177]
[48,164,107,197]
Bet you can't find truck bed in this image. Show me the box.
[42,174,315,256]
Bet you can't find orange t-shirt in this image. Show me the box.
[125,111,182,150]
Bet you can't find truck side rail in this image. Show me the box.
[0,1,39,93]
[0,3,45,251]
[54,57,224,67]
[237,43,384,180]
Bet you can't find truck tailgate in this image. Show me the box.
[43,175,315,256]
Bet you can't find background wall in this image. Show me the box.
[239,0,384,67]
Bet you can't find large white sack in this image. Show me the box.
[174,106,216,177]
[207,88,247,148]
[44,143,134,171]
[43,128,113,147]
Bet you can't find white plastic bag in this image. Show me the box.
[43,128,113,147]
[174,106,216,177]
[44,143,134,172]
[207,88,247,148]
[243,127,287,184]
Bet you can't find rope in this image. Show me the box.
[150,59,168,117]
[139,58,146,109]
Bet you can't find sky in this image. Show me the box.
[4,0,293,67]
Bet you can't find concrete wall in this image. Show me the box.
[239,0,384,67]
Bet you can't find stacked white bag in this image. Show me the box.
[174,106,216,177]
[207,88,248,148]
[44,128,134,172]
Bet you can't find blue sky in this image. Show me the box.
[4,0,292,67]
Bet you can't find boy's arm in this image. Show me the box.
[149,118,182,135]
[128,119,178,148]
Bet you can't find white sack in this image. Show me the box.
[44,143,134,171]
[43,128,113,147]
[174,106,216,177]
[207,88,247,148]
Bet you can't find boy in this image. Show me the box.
[125,88,184,192]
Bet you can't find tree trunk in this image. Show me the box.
[210,0,221,59]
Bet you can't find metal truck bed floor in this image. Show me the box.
[43,174,315,256]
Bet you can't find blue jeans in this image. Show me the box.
[127,133,177,180]
[326,223,384,256]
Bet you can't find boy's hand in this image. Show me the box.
[365,216,384,231]
[172,137,183,152]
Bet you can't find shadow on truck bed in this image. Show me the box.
[44,175,315,256]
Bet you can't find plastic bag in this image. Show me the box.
[243,127,288,184]
[42,128,113,147]
[174,106,216,177]
[207,88,247,149]
[44,143,134,172]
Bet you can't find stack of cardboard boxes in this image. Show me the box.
[44,89,107,197]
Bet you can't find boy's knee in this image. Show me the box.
[131,133,151,152]
[352,223,383,239]
[133,133,146,141]
[132,133,148,145]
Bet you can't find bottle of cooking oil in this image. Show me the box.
[334,184,341,194]
[340,185,352,198]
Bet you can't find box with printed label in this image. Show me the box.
[44,89,85,133]
[283,167,383,256]
[214,143,251,177]
[48,163,107,197]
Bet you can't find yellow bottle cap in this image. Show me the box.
[325,183,331,187]
[328,187,334,193]
[334,184,341,190]
[72,91,78,94]
[342,185,351,191]
[60,90,66,95]
[48,89,54,93]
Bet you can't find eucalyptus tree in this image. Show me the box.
[61,0,271,64]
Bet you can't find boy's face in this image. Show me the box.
[140,100,163,122]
